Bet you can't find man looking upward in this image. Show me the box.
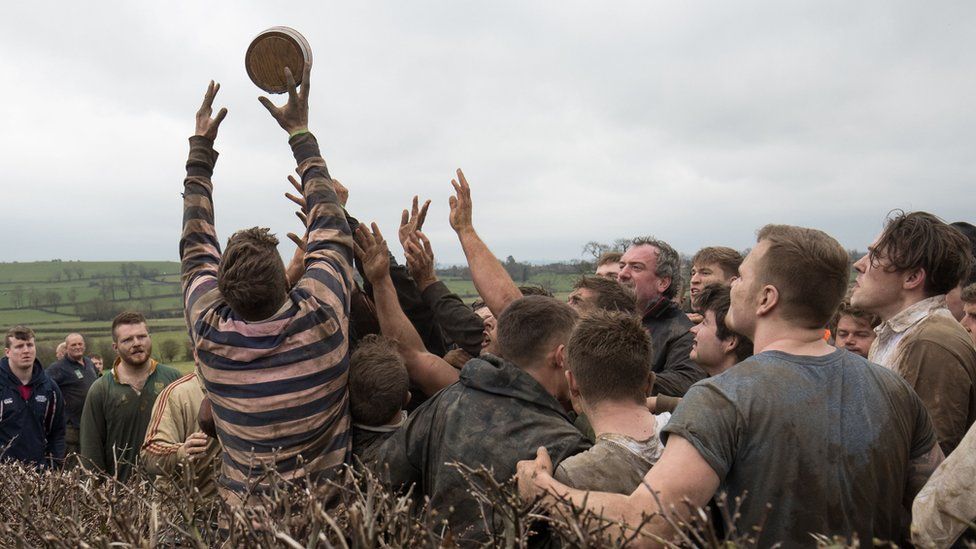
[180,67,353,503]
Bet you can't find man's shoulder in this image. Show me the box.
[913,316,976,359]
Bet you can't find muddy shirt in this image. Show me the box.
[376,354,591,543]
[869,295,976,456]
[554,430,665,494]
[663,349,936,547]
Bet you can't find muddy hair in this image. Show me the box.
[111,311,147,342]
[5,325,35,348]
[218,227,288,321]
[691,246,744,279]
[566,310,652,405]
[756,225,850,329]
[871,211,973,297]
[496,296,578,367]
[573,276,637,314]
[628,237,681,299]
[348,334,408,426]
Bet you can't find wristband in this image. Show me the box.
[289,128,310,139]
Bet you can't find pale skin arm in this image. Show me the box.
[354,223,460,396]
[517,435,720,547]
[449,169,523,318]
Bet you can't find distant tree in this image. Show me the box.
[140,299,154,316]
[10,287,25,309]
[582,241,611,261]
[159,339,181,363]
[73,266,85,280]
[99,280,117,301]
[47,291,62,312]
[66,287,78,304]
[63,267,73,281]
[28,289,41,309]
[96,340,116,365]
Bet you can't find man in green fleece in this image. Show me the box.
[80,311,181,481]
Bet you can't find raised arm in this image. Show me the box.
[449,169,522,318]
[180,81,228,326]
[260,64,354,309]
[355,223,459,396]
[406,231,486,356]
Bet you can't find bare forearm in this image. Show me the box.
[373,276,458,394]
[538,475,680,547]
[457,228,522,318]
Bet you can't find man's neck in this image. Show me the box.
[703,356,739,377]
[877,291,933,323]
[116,360,152,390]
[752,322,835,357]
[67,355,85,366]
[10,363,33,385]
[584,400,657,440]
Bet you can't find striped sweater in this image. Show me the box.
[180,132,353,496]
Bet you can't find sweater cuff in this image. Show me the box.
[420,280,453,308]
[186,136,218,178]
[289,131,321,166]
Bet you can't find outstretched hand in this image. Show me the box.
[354,223,391,284]
[405,231,437,291]
[399,196,431,249]
[448,169,474,235]
[258,63,311,135]
[285,174,348,209]
[195,81,228,141]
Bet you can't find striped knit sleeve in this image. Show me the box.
[180,135,223,327]
[289,132,354,312]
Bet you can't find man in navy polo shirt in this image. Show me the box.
[46,332,98,459]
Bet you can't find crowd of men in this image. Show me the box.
[3,63,976,547]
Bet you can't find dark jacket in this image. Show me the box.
[377,354,591,542]
[642,297,706,396]
[45,356,98,429]
[0,357,66,467]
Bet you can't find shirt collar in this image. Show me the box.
[110,357,159,385]
[353,410,407,433]
[878,294,948,335]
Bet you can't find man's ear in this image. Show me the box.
[658,276,673,296]
[553,344,567,371]
[904,268,926,292]
[757,285,779,317]
[566,370,581,398]
[722,335,739,355]
[403,390,412,407]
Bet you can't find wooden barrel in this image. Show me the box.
[245,27,313,94]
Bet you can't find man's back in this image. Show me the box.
[663,349,936,546]
[378,355,591,542]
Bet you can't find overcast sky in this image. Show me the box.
[2,1,974,265]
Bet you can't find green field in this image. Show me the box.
[0,260,585,366]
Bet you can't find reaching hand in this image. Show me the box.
[354,223,391,284]
[515,446,554,504]
[399,196,431,250]
[258,63,311,135]
[405,231,437,292]
[195,81,228,141]
[286,174,348,209]
[448,169,474,235]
